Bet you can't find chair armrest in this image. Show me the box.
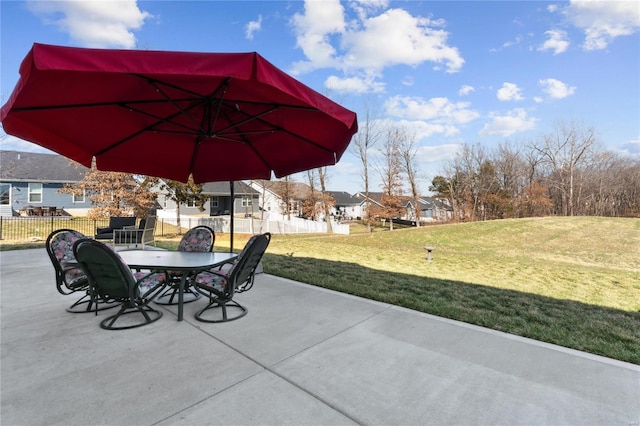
[96,227,112,234]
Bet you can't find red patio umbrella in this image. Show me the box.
[0,43,358,184]
[1,43,358,250]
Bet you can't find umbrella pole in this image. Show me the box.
[230,181,234,253]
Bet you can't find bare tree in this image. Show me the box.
[432,121,638,220]
[532,121,597,216]
[317,166,334,233]
[279,175,294,220]
[303,169,319,220]
[350,101,383,232]
[396,126,421,226]
[494,143,528,217]
[378,126,405,230]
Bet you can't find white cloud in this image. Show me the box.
[384,96,479,124]
[349,0,390,21]
[325,74,385,93]
[565,0,640,50]
[340,8,464,73]
[618,138,640,156]
[489,33,535,52]
[497,82,524,101]
[290,1,464,78]
[501,35,524,49]
[538,29,570,54]
[459,85,475,96]
[416,143,462,164]
[290,0,346,73]
[246,15,262,40]
[402,75,414,86]
[538,78,576,99]
[26,0,151,48]
[479,108,538,137]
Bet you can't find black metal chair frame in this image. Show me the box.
[45,229,116,313]
[155,225,215,305]
[73,238,168,330]
[193,232,271,323]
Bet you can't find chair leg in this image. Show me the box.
[194,298,247,323]
[154,283,201,305]
[66,292,119,314]
[100,304,163,330]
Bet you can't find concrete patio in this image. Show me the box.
[1,248,638,425]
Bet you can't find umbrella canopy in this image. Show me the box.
[1,43,358,184]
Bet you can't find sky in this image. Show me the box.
[1,0,639,195]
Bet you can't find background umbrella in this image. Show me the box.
[1,43,358,249]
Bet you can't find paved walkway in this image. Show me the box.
[1,249,638,425]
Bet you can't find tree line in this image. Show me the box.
[429,122,640,220]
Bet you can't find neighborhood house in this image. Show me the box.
[1,150,451,225]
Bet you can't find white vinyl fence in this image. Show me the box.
[157,210,349,235]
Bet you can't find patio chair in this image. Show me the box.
[193,232,271,323]
[113,216,157,249]
[45,229,116,313]
[73,239,167,330]
[155,225,215,305]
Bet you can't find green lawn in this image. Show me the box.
[260,217,640,364]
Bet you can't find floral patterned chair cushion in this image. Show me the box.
[178,226,215,252]
[48,229,89,292]
[134,271,167,296]
[156,225,216,305]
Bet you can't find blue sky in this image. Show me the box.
[1,0,639,194]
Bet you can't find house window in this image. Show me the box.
[186,197,195,207]
[28,183,43,203]
[72,190,85,203]
[0,184,10,205]
[242,197,252,207]
[211,197,219,207]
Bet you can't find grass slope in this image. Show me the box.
[262,217,640,364]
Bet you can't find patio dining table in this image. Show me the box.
[118,250,237,321]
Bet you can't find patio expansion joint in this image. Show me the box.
[176,305,395,426]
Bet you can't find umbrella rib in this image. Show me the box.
[146,79,206,132]
[123,101,205,135]
[213,105,278,135]
[222,103,337,155]
[94,108,189,156]
[130,73,214,99]
[131,73,232,138]
[8,98,199,112]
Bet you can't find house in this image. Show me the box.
[325,191,362,221]
[353,191,385,220]
[403,196,453,222]
[157,180,260,217]
[0,150,92,217]
[203,181,260,217]
[249,179,313,220]
[354,191,452,223]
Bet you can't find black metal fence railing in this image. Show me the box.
[0,217,178,241]
[0,215,351,241]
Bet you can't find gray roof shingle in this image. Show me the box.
[0,150,89,182]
